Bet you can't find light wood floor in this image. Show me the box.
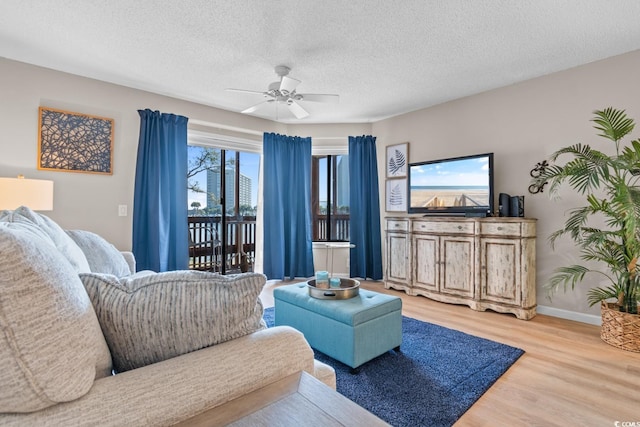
[260,280,640,427]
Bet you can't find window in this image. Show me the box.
[312,154,349,241]
[187,145,259,274]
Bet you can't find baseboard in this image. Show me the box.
[536,305,601,326]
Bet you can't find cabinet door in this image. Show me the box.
[413,235,439,291]
[387,232,409,284]
[480,238,521,305]
[440,236,475,298]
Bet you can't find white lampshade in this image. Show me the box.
[0,177,54,211]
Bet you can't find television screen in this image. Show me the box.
[407,152,494,216]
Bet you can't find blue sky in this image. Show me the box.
[410,156,489,187]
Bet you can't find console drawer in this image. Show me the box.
[386,219,409,232]
[480,222,522,236]
[412,220,475,234]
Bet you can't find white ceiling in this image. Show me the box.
[2,1,640,124]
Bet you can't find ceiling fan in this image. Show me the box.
[226,65,339,119]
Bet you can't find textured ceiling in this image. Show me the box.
[2,1,640,124]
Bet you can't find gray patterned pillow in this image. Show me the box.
[80,271,267,372]
[66,230,132,277]
[0,222,113,413]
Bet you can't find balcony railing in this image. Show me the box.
[188,215,256,274]
[189,214,350,274]
[313,214,350,241]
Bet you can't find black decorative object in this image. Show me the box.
[528,160,548,194]
[499,193,511,217]
[510,195,525,217]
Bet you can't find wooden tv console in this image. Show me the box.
[384,216,537,320]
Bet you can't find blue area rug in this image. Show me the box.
[263,307,523,427]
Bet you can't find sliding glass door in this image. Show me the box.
[187,145,259,274]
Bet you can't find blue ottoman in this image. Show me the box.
[274,283,402,369]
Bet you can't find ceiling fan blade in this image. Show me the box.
[226,88,266,95]
[297,93,340,103]
[287,100,309,119]
[242,100,271,114]
[279,75,300,94]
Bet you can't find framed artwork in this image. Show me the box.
[386,142,409,178]
[385,178,407,212]
[38,106,114,175]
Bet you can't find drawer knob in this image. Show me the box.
[457,226,462,230]
[497,226,503,230]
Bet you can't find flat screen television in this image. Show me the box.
[407,152,494,216]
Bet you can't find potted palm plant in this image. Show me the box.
[532,107,640,352]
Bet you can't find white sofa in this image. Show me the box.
[0,207,335,426]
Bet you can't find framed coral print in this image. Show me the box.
[385,178,407,212]
[38,107,114,175]
[386,142,409,178]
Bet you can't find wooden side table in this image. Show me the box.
[176,371,389,426]
[321,242,355,278]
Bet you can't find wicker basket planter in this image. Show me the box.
[600,302,640,352]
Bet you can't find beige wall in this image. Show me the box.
[3,49,639,321]
[0,58,274,250]
[373,49,640,321]
[0,58,368,253]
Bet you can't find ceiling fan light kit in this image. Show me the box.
[227,65,339,119]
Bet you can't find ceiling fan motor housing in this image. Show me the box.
[228,64,338,119]
[274,65,291,77]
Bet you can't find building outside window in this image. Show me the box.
[206,169,253,216]
[312,154,349,242]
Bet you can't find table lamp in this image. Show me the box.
[0,175,54,211]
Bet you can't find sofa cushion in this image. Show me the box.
[0,327,333,426]
[80,271,267,372]
[66,230,132,277]
[0,206,91,273]
[0,223,113,413]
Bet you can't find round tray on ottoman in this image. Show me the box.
[307,278,360,300]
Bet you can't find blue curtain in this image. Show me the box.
[349,135,383,280]
[132,109,189,272]
[263,132,314,280]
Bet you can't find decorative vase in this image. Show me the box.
[600,302,640,352]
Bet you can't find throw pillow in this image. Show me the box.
[66,229,132,277]
[0,206,91,273]
[80,271,267,372]
[0,223,113,413]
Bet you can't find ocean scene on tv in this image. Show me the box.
[410,156,490,208]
